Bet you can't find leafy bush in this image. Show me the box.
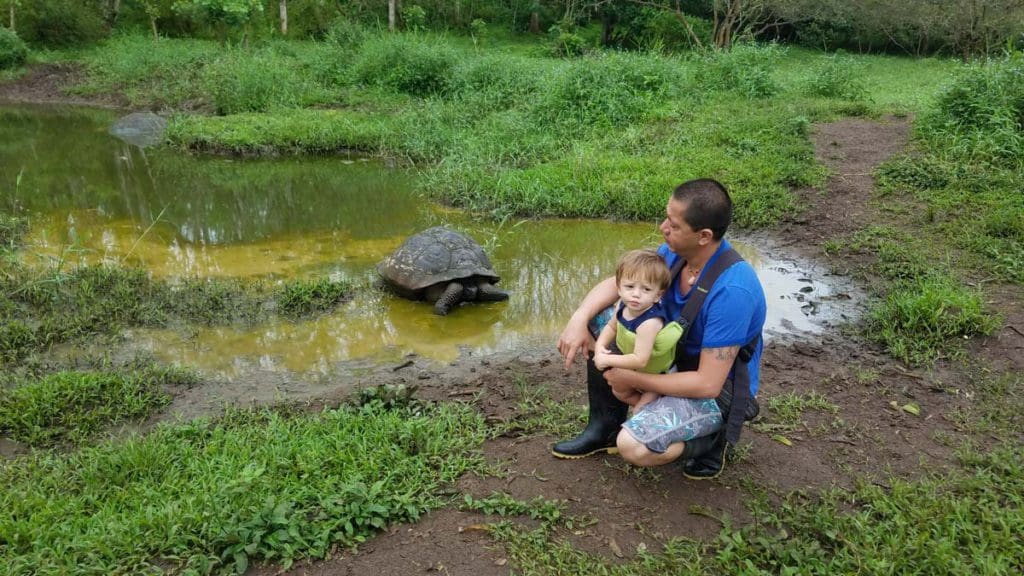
[694,43,783,99]
[0,27,28,70]
[352,35,457,96]
[401,4,427,32]
[805,54,868,100]
[17,0,107,47]
[534,52,678,127]
[868,274,1000,365]
[919,53,1024,162]
[547,24,588,58]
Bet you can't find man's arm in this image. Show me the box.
[556,276,618,369]
[604,345,739,399]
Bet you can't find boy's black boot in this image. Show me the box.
[551,359,628,459]
[681,431,727,480]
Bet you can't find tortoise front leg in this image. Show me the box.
[477,282,510,302]
[433,282,464,315]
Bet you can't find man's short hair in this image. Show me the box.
[672,178,733,240]
[615,249,671,291]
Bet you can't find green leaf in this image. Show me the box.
[771,435,793,446]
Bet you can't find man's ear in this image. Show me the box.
[697,228,714,245]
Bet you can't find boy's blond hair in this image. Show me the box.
[615,249,671,291]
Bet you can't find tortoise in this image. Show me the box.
[377,226,510,315]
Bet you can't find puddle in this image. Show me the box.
[2,104,863,379]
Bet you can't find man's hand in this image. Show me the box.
[557,314,594,370]
[604,367,640,397]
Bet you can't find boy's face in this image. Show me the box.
[617,276,663,314]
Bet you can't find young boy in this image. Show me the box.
[593,249,677,410]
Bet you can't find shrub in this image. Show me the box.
[919,53,1024,162]
[547,23,588,57]
[0,27,28,70]
[18,0,107,47]
[401,4,427,32]
[352,35,457,96]
[694,43,783,99]
[276,278,352,318]
[805,54,868,100]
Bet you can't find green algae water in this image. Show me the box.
[1,105,857,376]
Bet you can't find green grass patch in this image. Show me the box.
[0,365,190,447]
[0,257,357,364]
[461,492,566,525]
[753,391,839,436]
[501,376,585,439]
[867,275,1000,365]
[276,277,353,319]
[0,401,488,574]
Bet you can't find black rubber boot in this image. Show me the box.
[551,359,628,459]
[681,430,727,480]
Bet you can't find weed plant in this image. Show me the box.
[0,402,488,574]
[461,492,565,525]
[0,365,190,446]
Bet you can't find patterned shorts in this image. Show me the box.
[622,396,723,453]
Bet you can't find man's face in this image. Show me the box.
[659,198,701,254]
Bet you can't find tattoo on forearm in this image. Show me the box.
[713,347,739,361]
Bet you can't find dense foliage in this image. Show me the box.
[0,25,27,69]
[3,0,1021,58]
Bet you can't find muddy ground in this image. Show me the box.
[3,69,1023,575]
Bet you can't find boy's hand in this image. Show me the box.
[593,349,611,370]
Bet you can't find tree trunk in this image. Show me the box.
[388,0,397,32]
[150,15,158,41]
[601,10,614,46]
[279,0,287,35]
[104,0,120,26]
[529,11,540,34]
[9,3,14,32]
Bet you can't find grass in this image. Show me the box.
[0,248,356,364]
[752,391,840,436]
[0,400,489,575]
[0,364,192,447]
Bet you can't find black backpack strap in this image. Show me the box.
[672,248,758,446]
[675,248,742,329]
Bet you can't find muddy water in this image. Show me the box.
[1,105,860,377]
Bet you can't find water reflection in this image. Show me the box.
[2,104,859,377]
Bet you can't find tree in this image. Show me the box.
[172,0,263,42]
[2,0,20,31]
[279,0,287,35]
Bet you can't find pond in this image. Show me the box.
[0,104,860,378]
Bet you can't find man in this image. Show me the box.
[554,178,766,476]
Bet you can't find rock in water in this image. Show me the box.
[110,111,167,148]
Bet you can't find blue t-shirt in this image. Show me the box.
[656,240,767,395]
